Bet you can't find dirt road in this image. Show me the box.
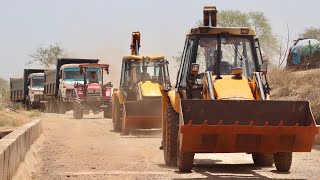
[32,112,320,180]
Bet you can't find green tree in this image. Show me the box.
[177,9,278,64]
[218,10,250,27]
[28,43,66,68]
[248,11,278,55]
[299,27,320,40]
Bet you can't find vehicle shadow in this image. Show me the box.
[158,159,305,180]
[117,129,162,138]
[120,136,161,139]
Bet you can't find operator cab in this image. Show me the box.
[176,27,267,99]
[119,55,171,100]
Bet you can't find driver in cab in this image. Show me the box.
[206,50,232,74]
[141,66,151,81]
[89,71,99,83]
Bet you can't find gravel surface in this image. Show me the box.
[32,112,320,180]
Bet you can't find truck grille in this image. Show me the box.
[34,94,44,100]
[88,92,101,97]
[66,89,73,97]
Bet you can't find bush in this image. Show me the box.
[29,110,42,118]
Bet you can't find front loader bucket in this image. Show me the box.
[123,99,162,130]
[179,100,318,153]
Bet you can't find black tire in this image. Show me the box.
[73,99,83,119]
[103,98,112,118]
[26,100,31,111]
[178,152,194,172]
[46,99,51,113]
[252,153,274,166]
[59,95,66,114]
[112,97,122,132]
[177,135,194,172]
[50,99,58,113]
[163,104,179,166]
[273,152,292,172]
[121,108,129,135]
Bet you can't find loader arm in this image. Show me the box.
[130,32,141,55]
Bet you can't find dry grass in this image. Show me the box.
[0,99,42,131]
[268,67,320,124]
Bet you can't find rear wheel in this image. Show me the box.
[73,99,83,119]
[112,97,122,132]
[163,104,179,166]
[252,153,274,166]
[273,152,292,172]
[103,98,112,118]
[59,95,66,114]
[26,100,32,111]
[45,100,51,113]
[50,99,58,113]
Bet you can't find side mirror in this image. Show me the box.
[105,67,109,74]
[260,64,268,75]
[191,63,200,75]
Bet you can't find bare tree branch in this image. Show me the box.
[28,43,66,68]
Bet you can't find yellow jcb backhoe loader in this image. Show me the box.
[161,6,318,172]
[112,32,171,134]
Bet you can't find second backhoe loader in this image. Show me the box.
[112,32,171,134]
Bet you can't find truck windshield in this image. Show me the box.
[64,68,101,82]
[32,76,44,88]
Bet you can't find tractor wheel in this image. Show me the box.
[163,104,179,166]
[58,96,66,114]
[252,153,274,166]
[112,97,122,132]
[73,99,83,119]
[103,98,112,118]
[273,152,292,172]
[177,136,194,172]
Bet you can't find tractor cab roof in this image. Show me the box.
[187,27,256,37]
[122,55,166,62]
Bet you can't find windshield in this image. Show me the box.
[121,59,169,87]
[196,36,256,77]
[64,68,101,82]
[32,76,44,88]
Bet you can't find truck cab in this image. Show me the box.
[59,64,102,102]
[44,58,100,114]
[26,73,45,109]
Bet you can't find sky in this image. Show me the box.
[1,0,320,84]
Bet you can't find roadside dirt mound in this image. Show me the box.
[268,68,320,124]
[0,100,40,131]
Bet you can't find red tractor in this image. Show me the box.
[72,63,113,119]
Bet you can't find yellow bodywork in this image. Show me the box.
[188,27,256,36]
[123,55,166,61]
[113,90,125,104]
[139,81,162,97]
[213,76,254,100]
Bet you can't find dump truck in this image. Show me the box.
[112,32,171,134]
[10,69,46,110]
[72,63,112,119]
[161,6,318,172]
[44,58,99,113]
